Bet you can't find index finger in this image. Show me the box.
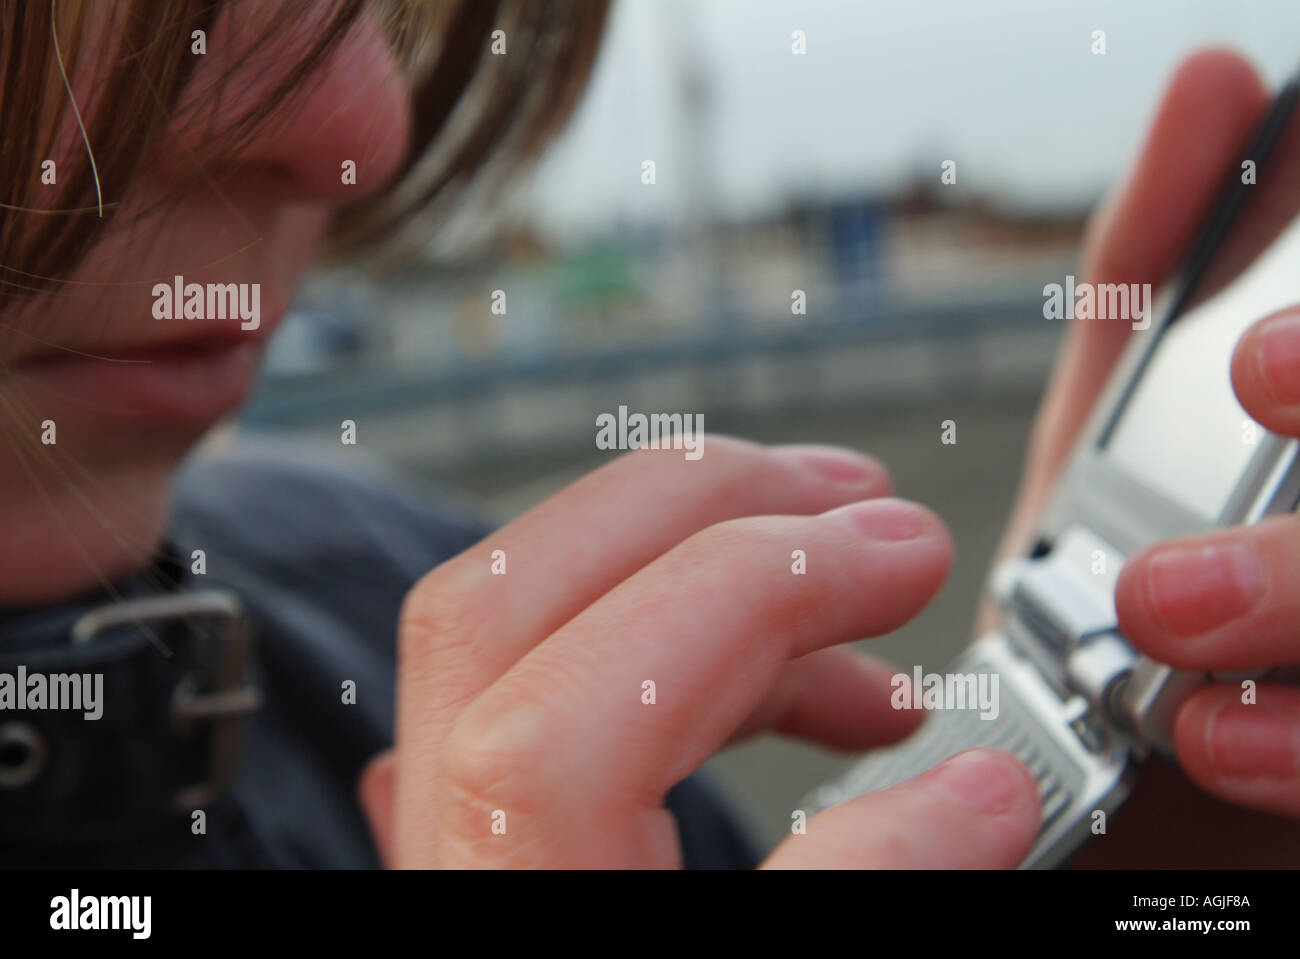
[436,498,952,866]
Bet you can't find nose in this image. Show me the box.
[166,3,412,204]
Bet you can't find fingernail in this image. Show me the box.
[1256,314,1300,405]
[918,749,1026,815]
[1143,543,1266,637]
[835,498,931,542]
[774,445,886,485]
[1207,702,1300,780]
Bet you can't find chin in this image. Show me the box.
[0,417,195,606]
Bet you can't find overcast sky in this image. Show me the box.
[526,0,1300,241]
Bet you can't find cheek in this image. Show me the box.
[163,5,411,201]
[264,203,337,305]
[264,14,413,194]
[252,203,337,346]
[61,192,332,351]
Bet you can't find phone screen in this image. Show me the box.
[1101,92,1300,521]
[1105,213,1300,520]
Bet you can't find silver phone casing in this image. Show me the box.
[804,275,1300,867]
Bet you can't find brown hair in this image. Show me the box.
[0,0,610,311]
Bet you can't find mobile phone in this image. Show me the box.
[804,65,1300,868]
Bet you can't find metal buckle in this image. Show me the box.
[71,589,262,812]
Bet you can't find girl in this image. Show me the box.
[0,1,1295,868]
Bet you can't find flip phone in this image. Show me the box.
[805,66,1300,868]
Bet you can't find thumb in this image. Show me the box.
[764,749,1041,869]
[358,750,397,867]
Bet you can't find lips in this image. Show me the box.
[8,333,265,425]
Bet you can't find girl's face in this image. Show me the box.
[0,4,411,604]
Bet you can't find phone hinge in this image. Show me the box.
[994,526,1137,727]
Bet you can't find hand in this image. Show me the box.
[992,48,1300,864]
[358,438,1041,867]
[1114,307,1300,820]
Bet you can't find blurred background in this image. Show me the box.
[237,0,1300,851]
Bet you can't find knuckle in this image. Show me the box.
[398,559,485,660]
[442,696,549,813]
[873,826,923,866]
[705,442,774,502]
[691,514,775,553]
[618,433,755,473]
[672,516,791,597]
[611,434,772,517]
